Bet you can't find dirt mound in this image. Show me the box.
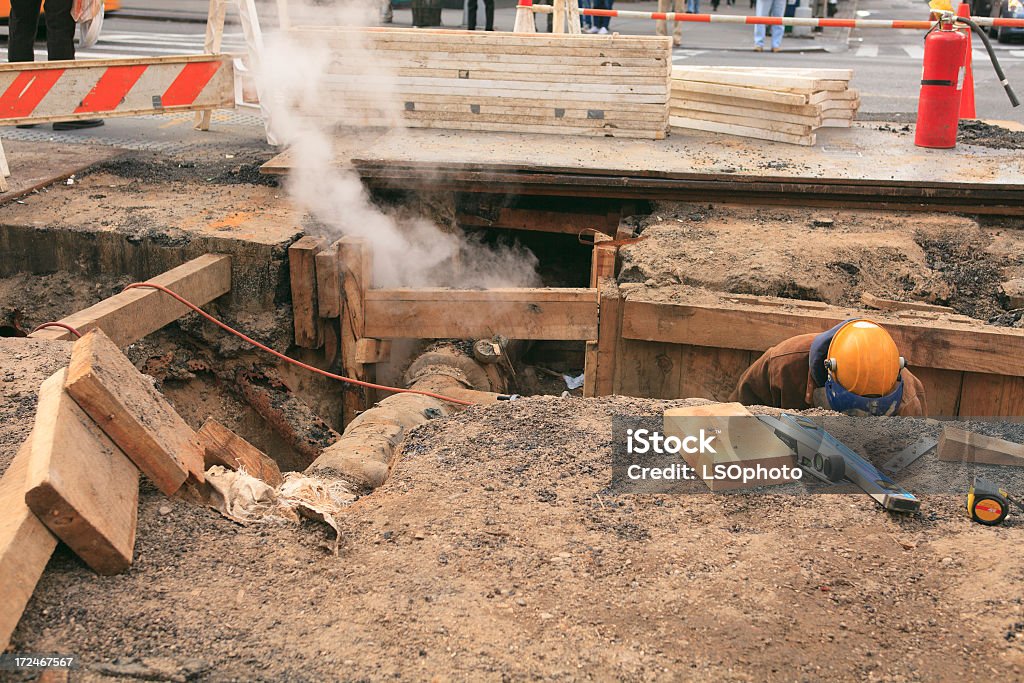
[8,396,1023,680]
[0,338,72,471]
[958,120,1024,150]
[619,203,1023,319]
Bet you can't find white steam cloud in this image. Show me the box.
[255,1,540,288]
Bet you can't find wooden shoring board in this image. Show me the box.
[289,236,326,349]
[65,329,206,495]
[620,297,1024,378]
[670,109,814,136]
[669,116,815,146]
[26,369,139,575]
[938,425,1024,466]
[670,102,821,128]
[28,254,231,347]
[364,288,599,341]
[339,236,372,427]
[672,69,848,92]
[0,55,235,126]
[669,93,824,119]
[0,435,58,652]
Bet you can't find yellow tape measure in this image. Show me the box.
[968,477,1018,526]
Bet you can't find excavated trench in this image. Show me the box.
[4,170,1024,480]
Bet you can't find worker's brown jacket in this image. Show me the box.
[729,334,928,417]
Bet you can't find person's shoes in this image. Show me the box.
[754,46,764,51]
[16,124,38,129]
[597,27,609,34]
[586,26,599,33]
[771,47,781,52]
[673,37,682,47]
[53,119,104,131]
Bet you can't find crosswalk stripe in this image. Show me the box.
[902,45,925,59]
[1013,50,1024,58]
[855,44,878,57]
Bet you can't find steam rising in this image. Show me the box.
[256,2,540,288]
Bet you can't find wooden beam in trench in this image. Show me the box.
[363,287,599,341]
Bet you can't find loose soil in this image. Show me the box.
[619,202,1024,321]
[5,395,1023,681]
[958,120,1024,150]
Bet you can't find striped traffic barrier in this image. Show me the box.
[519,3,1024,30]
[0,54,235,127]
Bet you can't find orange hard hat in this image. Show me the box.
[826,320,903,397]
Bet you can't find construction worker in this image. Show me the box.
[730,319,928,416]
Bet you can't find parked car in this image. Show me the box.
[989,0,1024,42]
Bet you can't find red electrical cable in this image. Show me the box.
[123,282,475,407]
[31,322,83,338]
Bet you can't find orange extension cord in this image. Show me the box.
[108,282,476,407]
[31,322,83,338]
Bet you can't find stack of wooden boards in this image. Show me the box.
[669,66,860,146]
[287,27,672,139]
[0,329,282,650]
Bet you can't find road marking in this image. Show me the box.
[902,45,925,59]
[855,44,878,57]
[1013,50,1024,58]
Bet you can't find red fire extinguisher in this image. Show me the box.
[914,14,968,149]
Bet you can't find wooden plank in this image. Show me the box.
[958,373,1024,416]
[671,79,811,105]
[327,91,667,112]
[909,365,962,416]
[617,340,682,399]
[672,68,841,91]
[364,287,599,341]
[620,298,1024,378]
[339,237,372,427]
[327,51,670,68]
[861,292,955,314]
[671,99,822,127]
[197,418,283,487]
[459,207,620,236]
[26,369,139,575]
[937,425,1024,466]
[670,92,823,118]
[27,254,231,347]
[677,345,754,402]
[325,75,669,96]
[583,340,599,398]
[595,279,623,395]
[64,329,205,495]
[289,236,326,349]
[0,435,58,652]
[315,247,341,319]
[590,233,617,288]
[669,116,815,146]
[354,338,391,364]
[670,108,814,136]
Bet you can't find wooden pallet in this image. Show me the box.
[669,66,860,145]
[285,27,671,140]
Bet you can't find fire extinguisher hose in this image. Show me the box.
[955,15,1019,107]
